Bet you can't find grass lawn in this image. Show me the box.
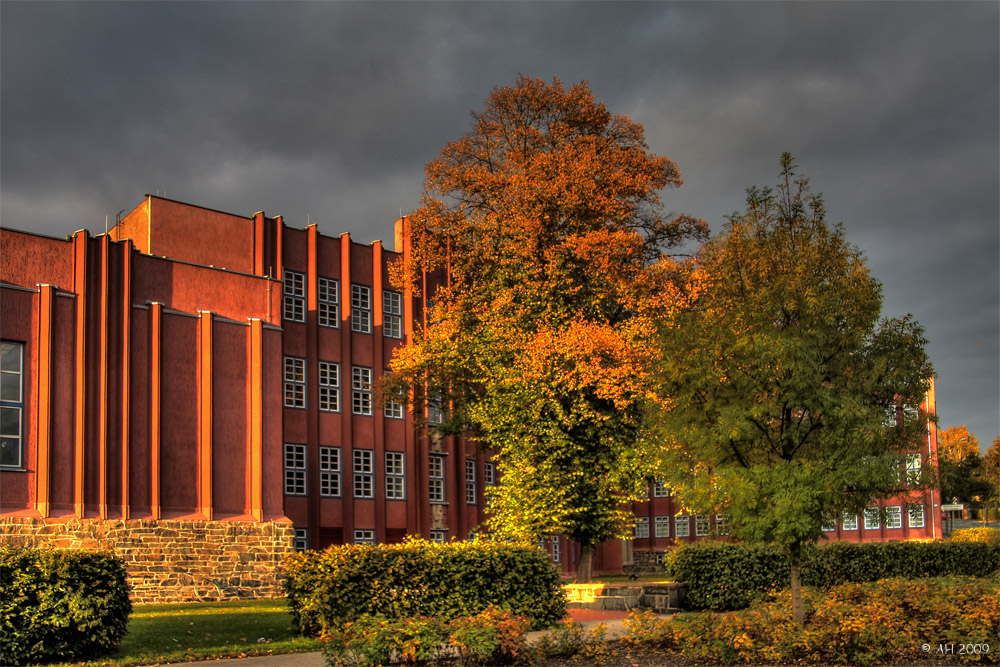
[52,598,322,667]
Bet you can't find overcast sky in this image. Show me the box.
[2,1,997,450]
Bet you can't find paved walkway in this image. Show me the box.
[164,609,643,666]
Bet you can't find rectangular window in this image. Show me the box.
[842,512,859,531]
[318,361,340,412]
[351,284,372,333]
[318,277,340,328]
[385,451,405,500]
[0,341,25,469]
[429,530,447,543]
[354,529,375,544]
[675,514,690,538]
[484,461,496,486]
[652,480,669,498]
[352,366,373,416]
[319,446,341,497]
[283,270,305,323]
[863,507,880,530]
[654,515,671,538]
[907,504,926,528]
[293,528,308,552]
[427,400,444,425]
[384,377,405,419]
[634,516,650,539]
[822,517,837,532]
[716,514,729,536]
[465,459,477,504]
[695,515,711,537]
[551,535,561,563]
[284,357,306,409]
[383,290,403,339]
[885,505,902,529]
[429,454,445,503]
[905,453,922,484]
[284,443,306,496]
[883,406,898,428]
[353,449,374,499]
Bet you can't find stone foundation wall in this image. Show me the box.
[0,517,295,604]
[632,549,667,573]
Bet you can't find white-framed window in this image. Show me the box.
[284,443,306,496]
[318,276,340,328]
[484,461,496,486]
[675,514,690,538]
[353,449,374,498]
[716,514,729,536]
[551,535,561,563]
[354,529,375,544]
[318,361,340,412]
[634,516,650,539]
[465,459,477,504]
[902,404,919,422]
[842,512,859,531]
[429,530,447,543]
[283,270,305,323]
[885,505,902,529]
[351,284,372,333]
[427,400,444,425]
[905,453,922,484]
[284,357,306,409]
[695,515,711,537]
[652,480,669,497]
[293,528,309,552]
[0,341,25,469]
[654,515,671,538]
[883,406,898,428]
[822,517,837,532]
[863,507,880,530]
[319,446,341,497]
[383,290,403,339]
[352,366,372,416]
[429,454,445,503]
[908,504,926,528]
[384,377,405,419]
[385,451,405,500]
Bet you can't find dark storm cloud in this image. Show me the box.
[2,1,997,446]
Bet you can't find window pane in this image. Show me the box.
[1,342,22,372]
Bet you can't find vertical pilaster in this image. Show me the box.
[198,310,214,520]
[340,233,354,543]
[247,318,264,521]
[149,302,163,520]
[372,240,386,542]
[98,235,109,519]
[274,216,284,284]
[72,230,88,518]
[306,225,320,544]
[120,240,132,518]
[35,284,55,518]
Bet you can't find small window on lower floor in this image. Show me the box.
[907,504,925,528]
[654,515,671,538]
[634,516,650,539]
[551,535,561,563]
[842,512,859,531]
[675,514,690,538]
[695,515,711,537]
[354,529,375,544]
[885,505,902,529]
[863,507,880,530]
[294,528,308,552]
[429,530,447,543]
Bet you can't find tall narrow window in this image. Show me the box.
[284,443,306,496]
[484,461,495,486]
[885,505,902,529]
[551,535,561,563]
[633,516,650,539]
[429,454,445,503]
[351,284,372,333]
[905,453,922,484]
[383,290,403,339]
[318,361,340,412]
[318,277,340,328]
[353,449,374,498]
[465,459,477,504]
[0,341,24,469]
[352,366,372,416]
[863,507,880,530]
[319,446,341,497]
[383,374,405,419]
[654,515,671,538]
[293,528,309,552]
[675,514,690,538]
[283,270,305,323]
[385,451,405,500]
[284,357,306,409]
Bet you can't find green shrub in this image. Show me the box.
[0,547,132,665]
[627,577,999,665]
[953,527,1000,544]
[668,540,999,610]
[284,539,565,635]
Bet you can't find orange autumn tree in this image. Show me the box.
[387,76,706,581]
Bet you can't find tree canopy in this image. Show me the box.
[653,154,934,623]
[386,75,706,580]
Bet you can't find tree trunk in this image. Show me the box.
[576,544,595,583]
[789,546,804,627]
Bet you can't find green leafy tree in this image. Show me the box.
[653,154,934,624]
[386,76,706,581]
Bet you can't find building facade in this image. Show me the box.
[0,196,942,590]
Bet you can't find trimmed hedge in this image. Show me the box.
[952,527,1000,544]
[668,540,1000,610]
[283,539,566,635]
[0,547,132,665]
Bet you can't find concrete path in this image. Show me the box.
[164,609,647,666]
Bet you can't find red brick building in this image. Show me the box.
[0,196,942,594]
